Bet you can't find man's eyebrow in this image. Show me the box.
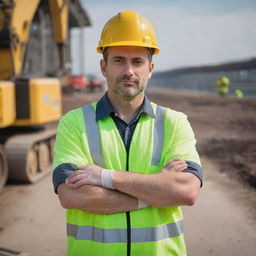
[112,56,145,59]
[111,56,146,62]
[112,56,125,59]
[133,57,145,60]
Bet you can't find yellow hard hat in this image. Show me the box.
[97,10,160,55]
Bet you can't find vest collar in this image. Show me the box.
[96,92,155,121]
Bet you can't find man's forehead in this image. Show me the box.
[107,46,149,58]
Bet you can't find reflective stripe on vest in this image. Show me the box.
[151,105,165,165]
[82,104,165,167]
[82,104,105,167]
[67,220,183,243]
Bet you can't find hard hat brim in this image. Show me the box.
[97,41,160,55]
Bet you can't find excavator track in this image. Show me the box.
[5,129,56,183]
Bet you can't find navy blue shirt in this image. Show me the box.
[52,93,203,193]
[96,93,155,152]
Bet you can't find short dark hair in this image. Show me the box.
[103,47,153,63]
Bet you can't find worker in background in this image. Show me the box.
[52,10,203,256]
[234,89,244,99]
[216,74,230,96]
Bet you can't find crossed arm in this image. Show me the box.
[57,158,201,214]
[58,183,138,214]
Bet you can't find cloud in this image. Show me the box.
[71,1,256,77]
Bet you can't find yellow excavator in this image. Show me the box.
[0,0,91,190]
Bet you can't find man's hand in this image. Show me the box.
[162,158,187,172]
[65,165,103,189]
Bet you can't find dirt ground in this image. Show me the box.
[147,88,256,189]
[0,88,256,255]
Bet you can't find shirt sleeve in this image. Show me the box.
[164,110,203,186]
[52,109,92,193]
[185,161,203,187]
[52,163,77,193]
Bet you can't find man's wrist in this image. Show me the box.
[101,169,115,189]
[101,170,149,210]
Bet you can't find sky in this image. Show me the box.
[71,0,256,78]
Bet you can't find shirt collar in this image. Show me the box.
[96,93,155,121]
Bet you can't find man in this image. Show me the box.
[52,10,203,256]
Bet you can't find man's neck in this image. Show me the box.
[108,91,144,124]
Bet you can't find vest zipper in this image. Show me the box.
[124,126,131,256]
[124,126,130,146]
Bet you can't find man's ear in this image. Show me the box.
[100,59,107,78]
[148,63,154,80]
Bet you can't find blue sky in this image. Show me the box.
[71,0,256,77]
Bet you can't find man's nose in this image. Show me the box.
[123,62,135,77]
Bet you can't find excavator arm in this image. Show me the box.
[0,0,69,79]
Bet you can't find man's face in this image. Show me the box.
[100,46,154,98]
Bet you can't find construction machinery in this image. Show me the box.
[0,0,91,190]
[68,74,89,92]
[87,74,104,92]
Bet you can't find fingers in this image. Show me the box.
[67,169,85,179]
[76,165,90,170]
[172,163,188,172]
[164,157,181,169]
[66,172,92,189]
[65,177,89,189]
[163,158,188,172]
[66,172,87,184]
[65,165,102,188]
[67,165,95,180]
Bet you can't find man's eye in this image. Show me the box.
[113,59,122,63]
[133,59,144,64]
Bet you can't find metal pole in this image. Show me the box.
[80,27,85,75]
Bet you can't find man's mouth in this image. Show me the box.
[117,75,138,85]
[121,81,136,88]
[119,79,137,84]
[121,80,135,83]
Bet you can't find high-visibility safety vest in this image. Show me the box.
[53,101,201,256]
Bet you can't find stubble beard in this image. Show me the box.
[110,75,147,98]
